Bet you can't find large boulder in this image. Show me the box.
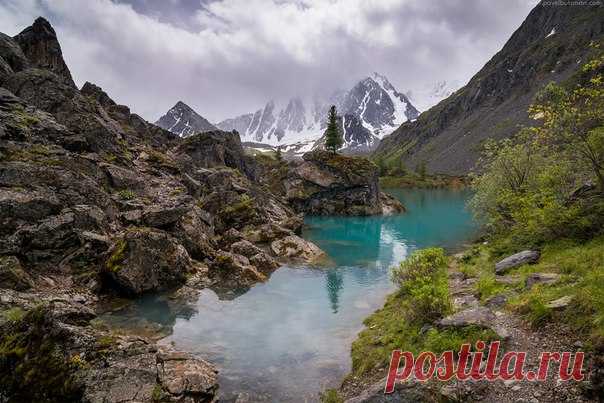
[208,251,267,289]
[104,229,193,295]
[284,150,403,216]
[172,130,248,174]
[495,250,540,274]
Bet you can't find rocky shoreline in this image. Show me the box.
[0,17,404,402]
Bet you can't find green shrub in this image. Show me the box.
[117,189,135,200]
[391,248,450,321]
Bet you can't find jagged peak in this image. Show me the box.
[14,16,75,87]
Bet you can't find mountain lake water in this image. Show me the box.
[100,188,478,402]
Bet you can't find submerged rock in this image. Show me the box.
[209,251,267,289]
[494,250,540,274]
[270,235,326,263]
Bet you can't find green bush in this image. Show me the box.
[470,52,604,248]
[391,248,450,322]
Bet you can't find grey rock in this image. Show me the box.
[437,307,509,340]
[525,272,560,289]
[14,17,76,87]
[270,235,326,263]
[249,252,280,275]
[495,250,540,274]
[105,228,192,295]
[284,150,400,216]
[485,293,508,308]
[546,295,572,310]
[230,239,264,257]
[208,251,266,289]
[345,378,438,403]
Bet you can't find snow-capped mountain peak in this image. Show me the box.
[215,72,419,154]
[155,101,216,137]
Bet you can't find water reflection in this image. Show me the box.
[101,188,477,402]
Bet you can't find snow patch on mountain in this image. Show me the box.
[216,73,419,153]
[405,80,461,113]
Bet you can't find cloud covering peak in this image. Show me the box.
[0,0,535,122]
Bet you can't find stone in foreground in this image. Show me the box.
[495,250,540,274]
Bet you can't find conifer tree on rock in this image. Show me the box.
[325,105,343,154]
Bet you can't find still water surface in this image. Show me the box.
[102,188,477,402]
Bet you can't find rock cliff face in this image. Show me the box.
[0,17,325,402]
[284,150,405,216]
[374,1,604,175]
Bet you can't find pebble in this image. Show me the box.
[512,385,522,391]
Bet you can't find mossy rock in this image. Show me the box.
[0,306,84,402]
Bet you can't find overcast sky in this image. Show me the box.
[0,0,536,123]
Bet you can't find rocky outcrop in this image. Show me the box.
[13,17,75,87]
[0,299,218,403]
[284,150,404,215]
[104,229,193,295]
[495,250,540,274]
[0,16,328,401]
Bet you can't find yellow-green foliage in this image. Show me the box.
[117,189,135,200]
[0,306,83,401]
[391,248,451,322]
[106,239,127,272]
[221,194,255,216]
[152,383,164,401]
[464,236,604,337]
[1,307,25,323]
[320,389,344,403]
[470,51,604,248]
[350,248,493,377]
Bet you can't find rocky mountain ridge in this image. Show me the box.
[374,1,604,175]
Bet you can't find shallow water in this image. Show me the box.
[102,188,477,402]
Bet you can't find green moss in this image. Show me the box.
[106,239,128,273]
[0,306,83,402]
[152,383,164,401]
[1,307,25,323]
[117,189,135,200]
[320,389,344,403]
[221,194,255,216]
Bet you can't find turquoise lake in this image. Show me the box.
[102,188,477,402]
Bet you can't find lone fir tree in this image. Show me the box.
[324,105,343,154]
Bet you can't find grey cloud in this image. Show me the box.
[0,0,535,123]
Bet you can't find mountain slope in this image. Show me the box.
[216,73,419,153]
[374,1,604,175]
[155,100,217,137]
